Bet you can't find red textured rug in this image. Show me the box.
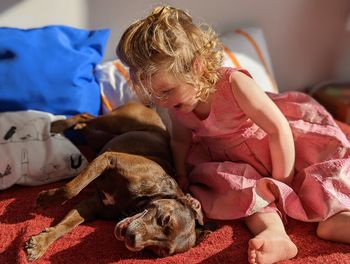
[1,122,350,264]
[1,182,350,264]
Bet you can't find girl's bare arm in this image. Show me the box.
[230,71,295,185]
[168,110,193,190]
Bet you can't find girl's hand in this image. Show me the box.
[177,175,190,192]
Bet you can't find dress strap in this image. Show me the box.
[228,67,253,83]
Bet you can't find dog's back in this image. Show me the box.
[83,103,173,173]
[101,128,174,176]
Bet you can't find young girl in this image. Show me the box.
[117,6,350,264]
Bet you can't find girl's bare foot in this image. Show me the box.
[248,232,298,264]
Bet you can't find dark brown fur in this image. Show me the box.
[25,102,204,261]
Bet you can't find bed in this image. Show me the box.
[1,25,350,264]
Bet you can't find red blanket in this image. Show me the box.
[1,122,350,264]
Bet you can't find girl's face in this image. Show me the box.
[146,70,199,113]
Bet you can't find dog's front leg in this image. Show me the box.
[25,197,101,261]
[36,152,118,208]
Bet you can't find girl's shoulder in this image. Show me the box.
[217,67,252,84]
[214,67,252,98]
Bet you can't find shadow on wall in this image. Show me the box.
[0,0,23,13]
[85,0,156,61]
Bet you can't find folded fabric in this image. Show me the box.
[0,25,110,116]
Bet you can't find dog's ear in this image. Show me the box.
[195,226,211,245]
[195,220,218,245]
[180,193,204,225]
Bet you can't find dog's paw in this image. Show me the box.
[50,113,94,134]
[36,188,67,209]
[72,113,95,128]
[73,123,87,130]
[25,229,52,261]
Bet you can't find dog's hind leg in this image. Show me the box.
[36,151,118,208]
[26,197,102,261]
[50,113,95,134]
[82,102,167,135]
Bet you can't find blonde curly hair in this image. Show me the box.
[116,6,223,103]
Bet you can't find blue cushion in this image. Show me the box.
[0,25,110,115]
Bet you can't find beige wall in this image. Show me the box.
[0,0,88,28]
[0,0,349,91]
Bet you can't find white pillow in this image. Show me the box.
[221,27,278,93]
[0,110,88,190]
[95,60,138,114]
[95,61,172,130]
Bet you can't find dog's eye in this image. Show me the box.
[157,214,171,227]
[163,225,172,236]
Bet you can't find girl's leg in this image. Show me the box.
[245,211,298,264]
[317,211,350,243]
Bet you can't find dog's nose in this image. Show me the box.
[126,233,136,243]
[125,232,144,251]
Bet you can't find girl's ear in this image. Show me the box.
[192,57,204,76]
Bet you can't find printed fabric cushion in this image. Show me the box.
[0,110,88,190]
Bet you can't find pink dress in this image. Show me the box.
[172,67,350,222]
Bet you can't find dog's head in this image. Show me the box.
[114,193,204,256]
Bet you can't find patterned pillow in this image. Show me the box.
[0,110,88,190]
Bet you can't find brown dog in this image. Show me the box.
[25,102,204,261]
